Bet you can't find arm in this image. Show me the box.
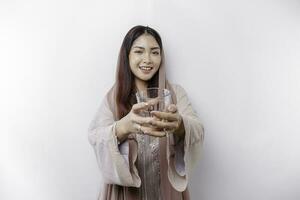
[88,96,141,187]
[168,84,205,191]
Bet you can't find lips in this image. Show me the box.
[139,66,153,72]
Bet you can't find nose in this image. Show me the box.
[142,53,151,64]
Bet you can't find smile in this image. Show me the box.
[139,66,153,71]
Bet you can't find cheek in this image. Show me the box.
[153,57,162,67]
[129,55,141,66]
[129,58,136,69]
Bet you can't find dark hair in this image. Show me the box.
[115,25,164,119]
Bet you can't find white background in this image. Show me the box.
[1,0,300,199]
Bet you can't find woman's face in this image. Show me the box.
[129,33,161,82]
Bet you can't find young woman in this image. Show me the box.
[88,25,204,200]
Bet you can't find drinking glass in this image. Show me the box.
[136,87,172,117]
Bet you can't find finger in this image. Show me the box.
[151,120,178,129]
[132,115,153,125]
[132,100,159,113]
[146,98,160,106]
[143,129,166,137]
[131,102,150,113]
[151,111,179,121]
[135,125,157,135]
[133,123,142,132]
[167,104,177,113]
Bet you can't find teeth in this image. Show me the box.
[140,66,152,71]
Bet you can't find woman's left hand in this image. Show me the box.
[150,104,185,138]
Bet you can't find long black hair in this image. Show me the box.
[115,25,164,119]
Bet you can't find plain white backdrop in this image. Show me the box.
[1,0,300,199]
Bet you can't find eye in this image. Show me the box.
[152,51,160,55]
[134,50,143,54]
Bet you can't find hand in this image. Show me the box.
[149,104,185,138]
[115,100,161,142]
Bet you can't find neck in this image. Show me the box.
[135,78,147,92]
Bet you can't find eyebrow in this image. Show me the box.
[133,46,160,50]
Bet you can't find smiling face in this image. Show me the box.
[129,33,162,88]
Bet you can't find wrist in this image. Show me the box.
[175,115,185,139]
[115,119,128,142]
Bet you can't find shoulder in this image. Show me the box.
[105,83,117,104]
[95,84,116,117]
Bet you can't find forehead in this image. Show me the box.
[132,34,159,48]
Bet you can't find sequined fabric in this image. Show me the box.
[136,134,161,200]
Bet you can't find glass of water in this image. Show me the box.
[136,87,172,117]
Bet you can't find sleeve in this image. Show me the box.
[87,96,141,187]
[167,84,205,191]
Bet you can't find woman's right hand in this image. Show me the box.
[115,102,154,142]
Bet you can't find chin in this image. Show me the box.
[141,73,156,81]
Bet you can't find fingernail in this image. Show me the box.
[144,102,149,106]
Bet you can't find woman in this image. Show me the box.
[88,25,204,200]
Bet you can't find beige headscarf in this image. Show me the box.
[104,52,190,200]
